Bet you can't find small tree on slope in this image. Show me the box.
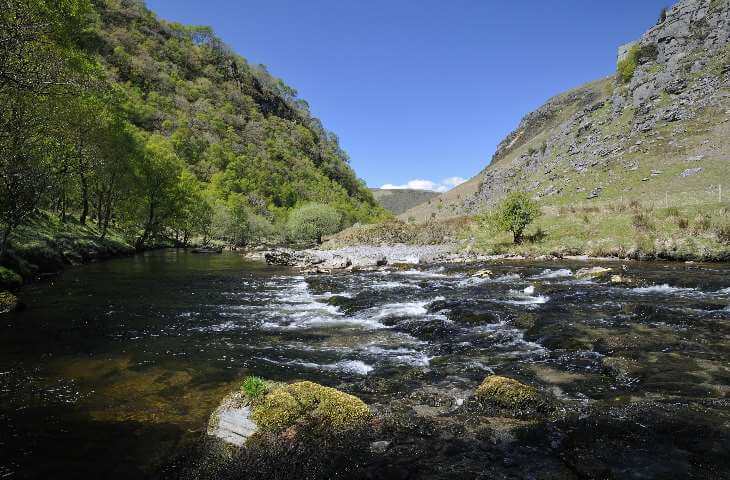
[484,192,541,244]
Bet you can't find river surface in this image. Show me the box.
[1,251,729,479]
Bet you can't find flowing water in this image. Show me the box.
[1,251,729,479]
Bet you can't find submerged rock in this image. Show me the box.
[575,266,612,280]
[471,269,493,278]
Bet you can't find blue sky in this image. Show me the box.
[146,0,670,191]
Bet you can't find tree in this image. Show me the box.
[286,203,342,244]
[129,134,185,249]
[484,192,541,244]
[0,94,54,256]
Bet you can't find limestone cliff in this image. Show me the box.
[404,0,730,221]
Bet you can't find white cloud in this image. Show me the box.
[380,176,466,193]
[442,176,466,188]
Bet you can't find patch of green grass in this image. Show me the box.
[469,200,730,261]
[241,376,269,402]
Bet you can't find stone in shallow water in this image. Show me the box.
[575,266,612,279]
[207,391,257,447]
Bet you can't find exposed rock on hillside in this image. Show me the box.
[405,0,730,220]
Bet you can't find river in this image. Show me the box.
[1,250,729,479]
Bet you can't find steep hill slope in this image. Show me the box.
[90,0,378,223]
[405,0,730,221]
[370,188,439,215]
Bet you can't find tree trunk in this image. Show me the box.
[79,173,89,225]
[0,224,12,258]
[513,230,524,244]
[136,200,155,251]
[100,191,113,240]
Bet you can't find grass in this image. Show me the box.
[468,200,730,261]
[241,376,269,402]
[1,210,134,281]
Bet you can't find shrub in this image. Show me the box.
[617,44,640,83]
[715,221,730,244]
[482,192,541,244]
[632,213,655,232]
[241,376,269,402]
[693,213,712,233]
[0,266,22,289]
[286,203,342,244]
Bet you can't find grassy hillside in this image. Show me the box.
[404,0,730,221]
[370,188,439,215]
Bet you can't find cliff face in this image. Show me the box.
[404,0,730,221]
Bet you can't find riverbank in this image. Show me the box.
[317,200,730,265]
[0,211,135,312]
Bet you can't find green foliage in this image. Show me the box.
[241,376,269,402]
[286,203,342,244]
[482,192,541,244]
[0,0,382,254]
[617,44,640,84]
[0,266,22,289]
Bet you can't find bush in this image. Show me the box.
[482,192,541,244]
[286,203,342,244]
[693,213,712,233]
[0,266,22,289]
[715,221,730,244]
[632,213,655,232]
[617,44,640,83]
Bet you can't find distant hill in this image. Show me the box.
[370,188,439,215]
[404,0,730,221]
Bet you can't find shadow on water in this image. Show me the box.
[1,250,729,479]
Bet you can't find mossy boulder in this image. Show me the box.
[575,266,612,280]
[251,381,372,435]
[474,375,553,417]
[476,376,539,408]
[0,267,22,289]
[0,291,19,314]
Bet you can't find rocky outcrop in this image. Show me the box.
[410,0,730,219]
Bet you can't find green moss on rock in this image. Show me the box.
[251,381,372,434]
[0,267,22,289]
[0,291,19,314]
[475,375,540,409]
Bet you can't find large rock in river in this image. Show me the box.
[0,291,19,314]
[207,379,373,447]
